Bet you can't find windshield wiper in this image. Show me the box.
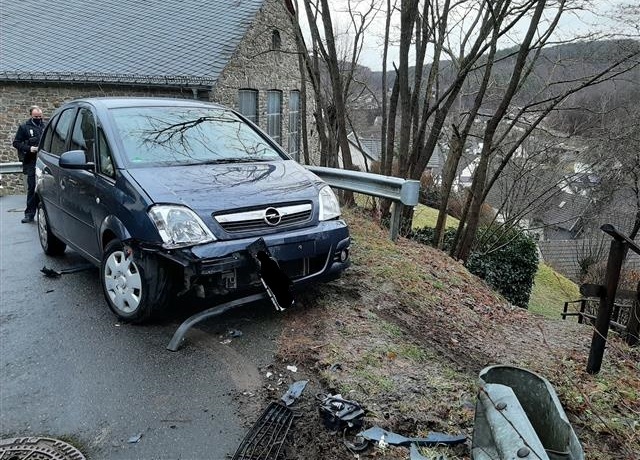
[195,157,275,165]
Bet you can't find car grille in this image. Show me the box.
[214,203,313,233]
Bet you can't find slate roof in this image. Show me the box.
[538,189,591,232]
[0,0,266,86]
[538,238,640,282]
[347,132,381,162]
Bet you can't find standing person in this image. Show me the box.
[13,106,45,223]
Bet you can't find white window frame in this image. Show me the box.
[266,90,282,145]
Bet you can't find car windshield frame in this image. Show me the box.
[107,105,287,168]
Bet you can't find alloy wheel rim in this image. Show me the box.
[104,250,142,314]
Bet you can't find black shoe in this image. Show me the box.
[21,215,34,223]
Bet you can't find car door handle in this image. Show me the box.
[42,166,52,175]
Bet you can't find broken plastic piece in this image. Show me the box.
[232,402,293,460]
[358,426,466,447]
[246,238,294,311]
[127,433,142,444]
[280,380,308,406]
[318,394,365,432]
[41,264,94,278]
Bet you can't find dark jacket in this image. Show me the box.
[13,118,45,172]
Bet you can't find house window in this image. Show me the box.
[271,30,281,51]
[288,90,300,159]
[238,89,258,124]
[266,90,282,144]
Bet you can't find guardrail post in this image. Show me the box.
[389,202,403,242]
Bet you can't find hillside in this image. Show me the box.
[264,207,639,459]
[367,39,640,103]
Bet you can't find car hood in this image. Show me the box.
[126,160,324,213]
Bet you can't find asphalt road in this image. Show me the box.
[0,194,286,459]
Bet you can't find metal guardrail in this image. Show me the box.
[0,162,22,174]
[307,165,420,241]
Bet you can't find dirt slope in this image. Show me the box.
[271,208,640,460]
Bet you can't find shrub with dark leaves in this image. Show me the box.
[410,225,538,308]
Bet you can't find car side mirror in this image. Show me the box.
[59,150,95,171]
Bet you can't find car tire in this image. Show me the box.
[37,202,66,256]
[100,239,172,323]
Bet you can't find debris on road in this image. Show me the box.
[40,264,93,278]
[358,425,466,447]
[286,365,297,373]
[280,380,308,406]
[233,376,309,459]
[127,433,143,444]
[232,401,294,460]
[318,394,365,432]
[228,329,243,338]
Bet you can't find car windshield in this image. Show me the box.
[109,106,284,166]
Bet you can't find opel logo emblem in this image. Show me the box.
[264,207,281,226]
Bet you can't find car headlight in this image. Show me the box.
[148,205,216,248]
[318,186,341,221]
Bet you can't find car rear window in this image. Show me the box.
[109,106,285,167]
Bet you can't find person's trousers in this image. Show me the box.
[24,164,36,217]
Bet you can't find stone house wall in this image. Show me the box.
[211,0,318,164]
[0,0,317,195]
[0,84,193,194]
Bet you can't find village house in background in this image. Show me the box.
[0,0,315,194]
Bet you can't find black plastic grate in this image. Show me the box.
[232,402,294,460]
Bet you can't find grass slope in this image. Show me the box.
[412,204,460,229]
[529,262,581,318]
[276,207,639,460]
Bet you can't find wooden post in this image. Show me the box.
[625,281,640,346]
[586,239,625,374]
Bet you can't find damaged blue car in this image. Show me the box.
[35,98,350,323]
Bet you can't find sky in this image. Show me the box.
[297,0,638,71]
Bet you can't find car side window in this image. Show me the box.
[70,108,97,164]
[50,109,76,156]
[40,115,57,152]
[97,128,115,178]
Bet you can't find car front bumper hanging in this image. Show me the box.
[167,237,305,351]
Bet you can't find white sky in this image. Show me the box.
[297,0,638,71]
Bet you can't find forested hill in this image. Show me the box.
[364,39,639,133]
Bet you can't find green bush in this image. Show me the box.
[409,226,458,249]
[410,226,539,308]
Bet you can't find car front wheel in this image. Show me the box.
[37,202,66,256]
[101,239,172,323]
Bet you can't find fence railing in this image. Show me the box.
[0,162,21,174]
[306,165,420,241]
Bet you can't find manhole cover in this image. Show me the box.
[0,437,86,460]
